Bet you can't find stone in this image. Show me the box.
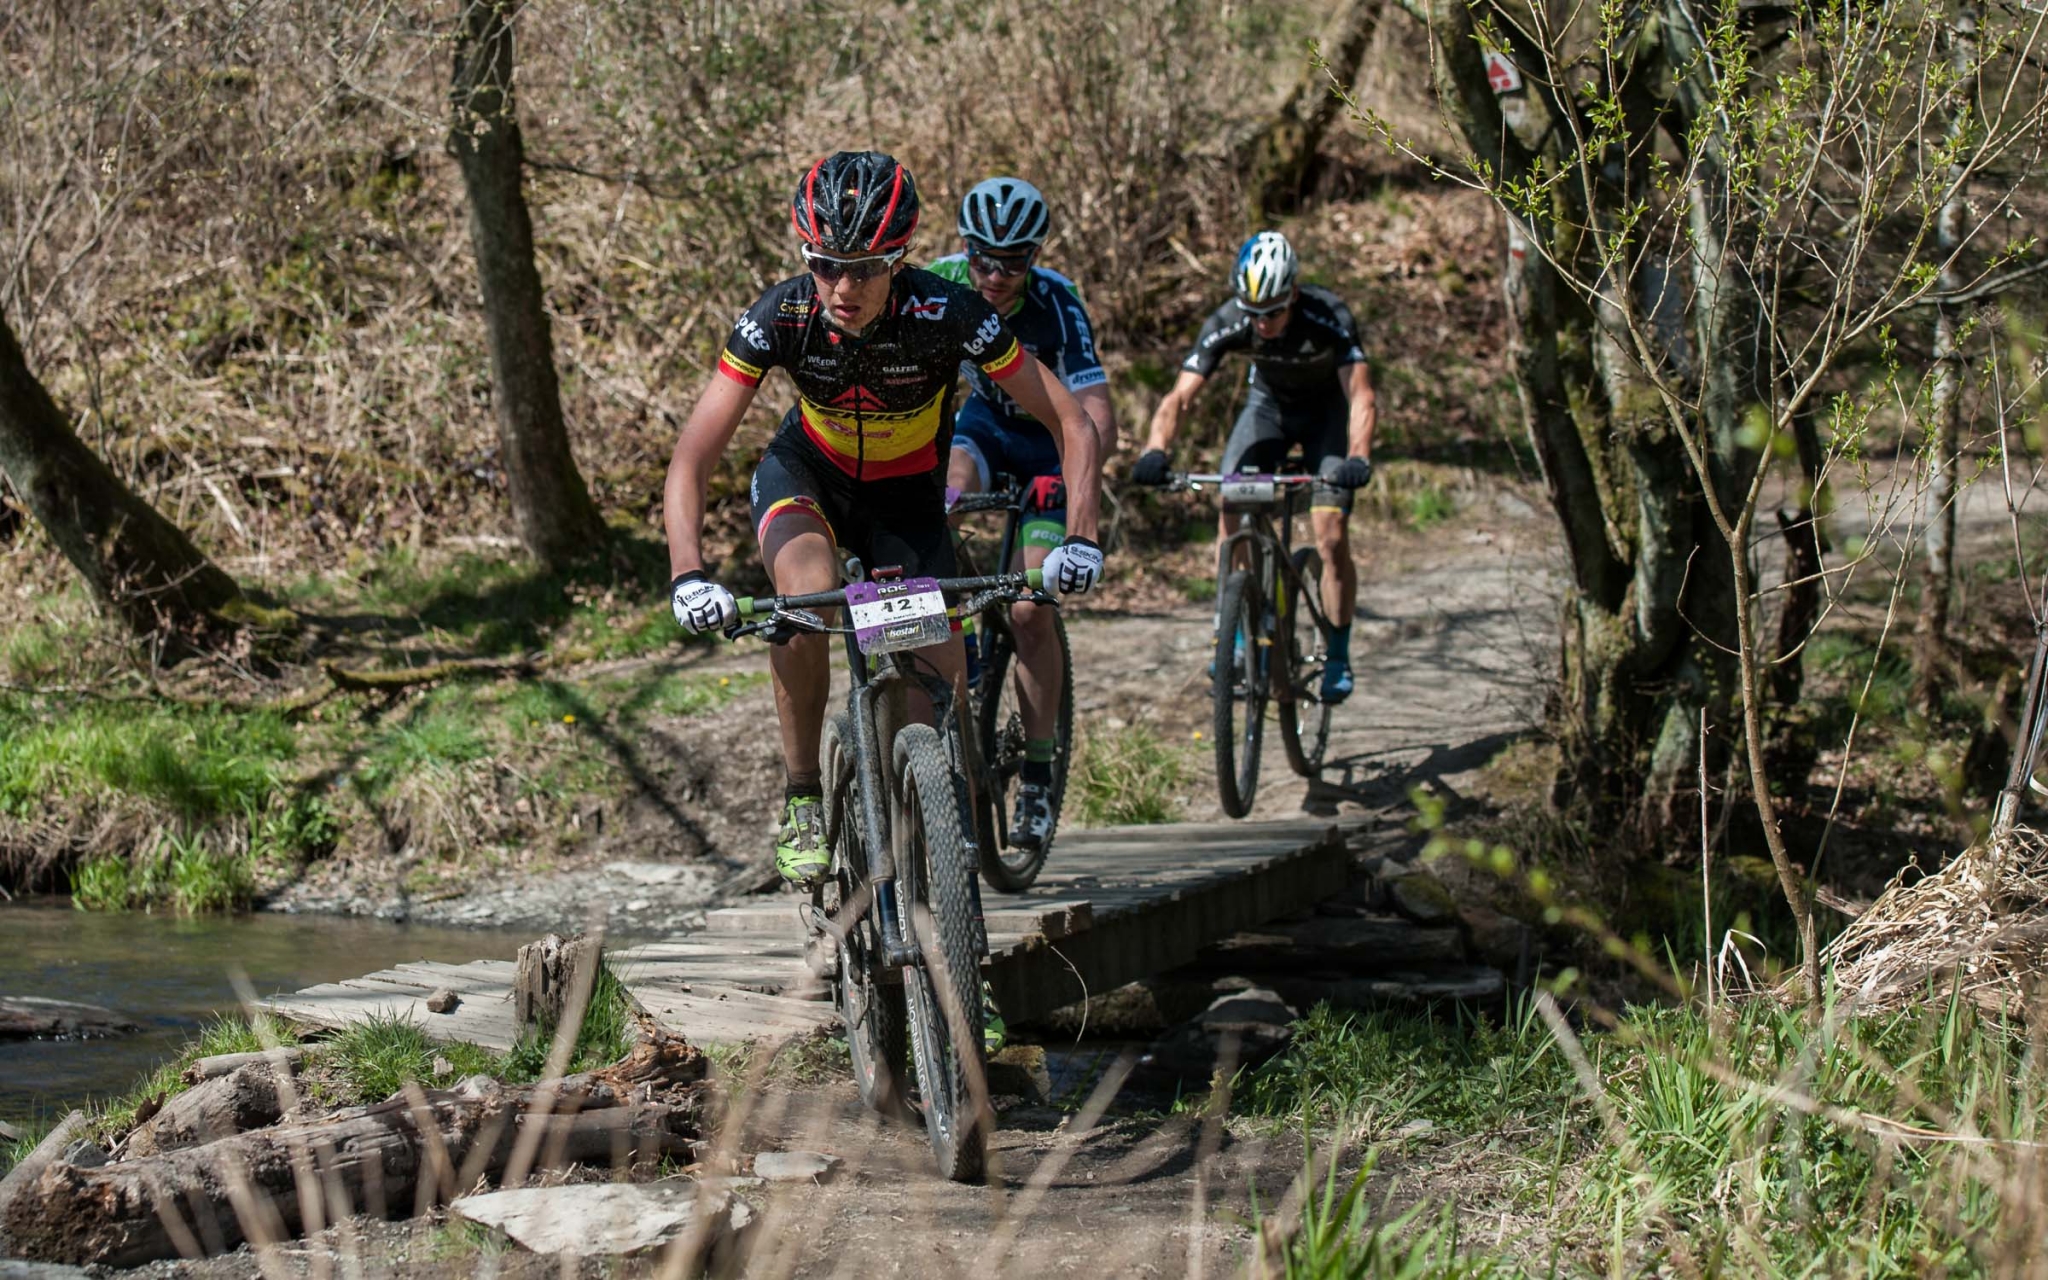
[1460,906,1533,979]
[0,1261,98,1278]
[986,1045,1053,1103]
[1037,978,1221,1038]
[182,1047,304,1085]
[451,1180,748,1256]
[1144,986,1297,1081]
[0,998,139,1041]
[753,1151,842,1183]
[0,1121,20,1143]
[1386,872,1458,925]
[1273,965,1505,1011]
[425,988,460,1014]
[57,1141,108,1169]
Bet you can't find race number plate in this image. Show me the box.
[846,577,951,655]
[1220,475,1279,508]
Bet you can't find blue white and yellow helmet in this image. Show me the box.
[1233,231,1298,311]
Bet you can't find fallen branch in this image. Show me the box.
[3,1071,716,1268]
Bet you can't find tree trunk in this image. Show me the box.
[450,0,605,571]
[0,309,241,637]
[1913,4,1979,710]
[1239,0,1386,218]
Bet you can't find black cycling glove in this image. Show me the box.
[1131,449,1172,487]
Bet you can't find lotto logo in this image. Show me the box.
[966,313,1002,354]
[735,316,770,351]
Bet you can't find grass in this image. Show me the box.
[1243,992,2048,1276]
[1071,722,1186,825]
[1405,483,1456,530]
[88,1012,297,1141]
[499,959,637,1082]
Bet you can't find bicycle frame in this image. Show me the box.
[731,571,1038,969]
[1200,476,1332,679]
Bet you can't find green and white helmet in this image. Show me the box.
[957,176,1050,250]
[1233,231,1298,310]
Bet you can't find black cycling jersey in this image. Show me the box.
[717,268,1026,481]
[1180,284,1365,401]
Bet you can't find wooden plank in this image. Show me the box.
[626,984,837,1046]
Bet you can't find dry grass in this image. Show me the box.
[1825,822,2048,1015]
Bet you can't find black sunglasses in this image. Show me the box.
[966,247,1036,278]
[804,248,902,284]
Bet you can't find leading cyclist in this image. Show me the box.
[662,151,1107,887]
[930,176,1114,852]
[1131,231,1377,702]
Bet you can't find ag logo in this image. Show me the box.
[901,295,948,320]
[734,315,770,352]
[966,313,1002,355]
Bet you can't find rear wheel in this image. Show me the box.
[893,724,989,1181]
[823,714,908,1118]
[1212,568,1266,818]
[1279,546,1333,778]
[973,607,1071,891]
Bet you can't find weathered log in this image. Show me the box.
[513,932,601,1030]
[182,1047,305,1085]
[3,1074,714,1268]
[122,1064,289,1159]
[0,997,140,1040]
[0,1109,85,1253]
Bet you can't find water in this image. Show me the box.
[0,901,538,1123]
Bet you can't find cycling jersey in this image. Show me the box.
[927,257,1106,431]
[1180,284,1364,401]
[716,269,1026,481]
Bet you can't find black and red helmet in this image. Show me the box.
[790,151,920,256]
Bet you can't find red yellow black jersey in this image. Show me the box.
[716,268,1026,480]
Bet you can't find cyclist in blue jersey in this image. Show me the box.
[929,176,1114,850]
[1132,231,1377,702]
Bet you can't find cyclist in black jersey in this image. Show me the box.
[1132,231,1377,702]
[931,176,1114,851]
[661,151,1106,886]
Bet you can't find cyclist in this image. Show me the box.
[662,151,1107,892]
[1130,231,1377,702]
[929,176,1113,852]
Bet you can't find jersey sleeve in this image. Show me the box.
[954,289,1026,382]
[1181,304,1249,378]
[715,290,784,388]
[1328,296,1367,367]
[1053,283,1107,392]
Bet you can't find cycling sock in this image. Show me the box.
[785,771,822,803]
[1023,739,1057,787]
[1330,624,1353,664]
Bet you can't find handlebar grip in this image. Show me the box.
[734,596,758,618]
[1026,568,1044,590]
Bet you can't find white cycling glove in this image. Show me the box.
[1043,536,1105,596]
[671,571,738,635]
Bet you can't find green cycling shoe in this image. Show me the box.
[983,979,1006,1055]
[775,795,829,885]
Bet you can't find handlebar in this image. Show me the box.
[726,569,1048,642]
[1173,473,1319,488]
[947,489,1025,515]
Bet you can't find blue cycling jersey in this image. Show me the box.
[927,256,1106,435]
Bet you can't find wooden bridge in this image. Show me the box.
[260,820,1352,1051]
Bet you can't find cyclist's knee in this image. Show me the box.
[947,446,984,495]
[1012,597,1054,639]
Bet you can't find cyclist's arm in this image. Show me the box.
[1141,369,1207,454]
[1001,352,1102,541]
[664,374,757,577]
[1077,383,1116,461]
[1342,358,1378,459]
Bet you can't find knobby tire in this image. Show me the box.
[973,607,1072,892]
[1279,545,1333,778]
[823,713,909,1118]
[1212,568,1265,818]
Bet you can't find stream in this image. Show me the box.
[1,901,542,1123]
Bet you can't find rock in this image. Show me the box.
[1145,987,1297,1081]
[56,1141,108,1169]
[605,861,688,886]
[452,1180,748,1256]
[1460,906,1532,977]
[1273,964,1505,1011]
[1386,872,1458,925]
[986,1045,1053,1103]
[431,1055,454,1077]
[1037,978,1222,1038]
[0,1261,98,1278]
[0,1121,20,1143]
[0,998,139,1041]
[425,988,460,1014]
[182,1047,304,1085]
[753,1151,842,1183]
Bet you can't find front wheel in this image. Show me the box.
[893,724,989,1182]
[1212,569,1266,818]
[1279,546,1334,778]
[823,713,908,1119]
[973,606,1071,892]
